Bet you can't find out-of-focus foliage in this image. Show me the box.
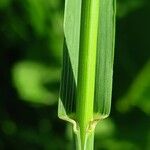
[0,0,150,150]
[12,61,60,105]
[117,60,150,114]
[117,0,148,17]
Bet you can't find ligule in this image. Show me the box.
[58,0,116,149]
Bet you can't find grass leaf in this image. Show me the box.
[59,0,116,149]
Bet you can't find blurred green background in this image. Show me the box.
[0,0,150,149]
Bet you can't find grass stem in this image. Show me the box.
[76,0,100,149]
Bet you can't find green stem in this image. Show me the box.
[75,131,94,150]
[76,0,100,149]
